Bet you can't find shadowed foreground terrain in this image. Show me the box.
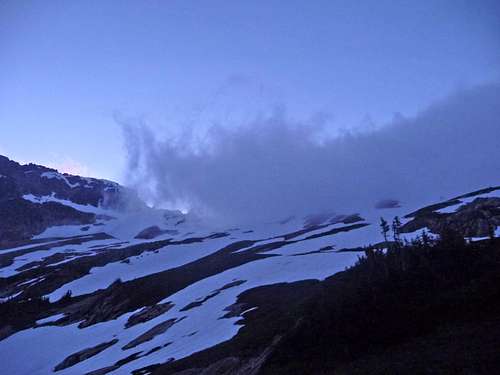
[152,231,500,374]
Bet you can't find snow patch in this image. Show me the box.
[0,291,23,303]
[36,313,66,325]
[23,193,103,213]
[41,171,80,188]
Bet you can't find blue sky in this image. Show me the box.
[1,0,499,182]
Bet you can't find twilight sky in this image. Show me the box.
[1,0,499,184]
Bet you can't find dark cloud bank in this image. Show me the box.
[121,83,500,224]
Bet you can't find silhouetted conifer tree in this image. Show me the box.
[380,217,390,243]
[392,216,402,245]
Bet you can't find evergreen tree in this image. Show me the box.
[380,217,390,243]
[421,229,431,246]
[392,216,402,244]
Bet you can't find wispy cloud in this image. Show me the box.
[120,83,500,223]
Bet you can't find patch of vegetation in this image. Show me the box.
[261,229,500,374]
[0,295,51,339]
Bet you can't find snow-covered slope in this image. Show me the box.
[1,156,499,374]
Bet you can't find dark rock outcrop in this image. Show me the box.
[402,197,500,237]
[135,226,178,240]
[54,339,118,371]
[0,198,95,246]
[122,318,182,350]
[180,280,246,312]
[125,302,175,328]
[375,199,401,209]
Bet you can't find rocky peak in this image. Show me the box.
[0,155,145,245]
[0,155,142,209]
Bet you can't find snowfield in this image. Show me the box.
[1,187,499,374]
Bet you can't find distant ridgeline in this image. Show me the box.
[0,155,142,246]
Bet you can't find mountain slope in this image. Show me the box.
[0,155,499,374]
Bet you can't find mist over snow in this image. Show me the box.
[120,83,500,224]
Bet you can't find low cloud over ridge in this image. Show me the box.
[121,83,500,223]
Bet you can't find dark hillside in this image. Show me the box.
[153,231,500,374]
